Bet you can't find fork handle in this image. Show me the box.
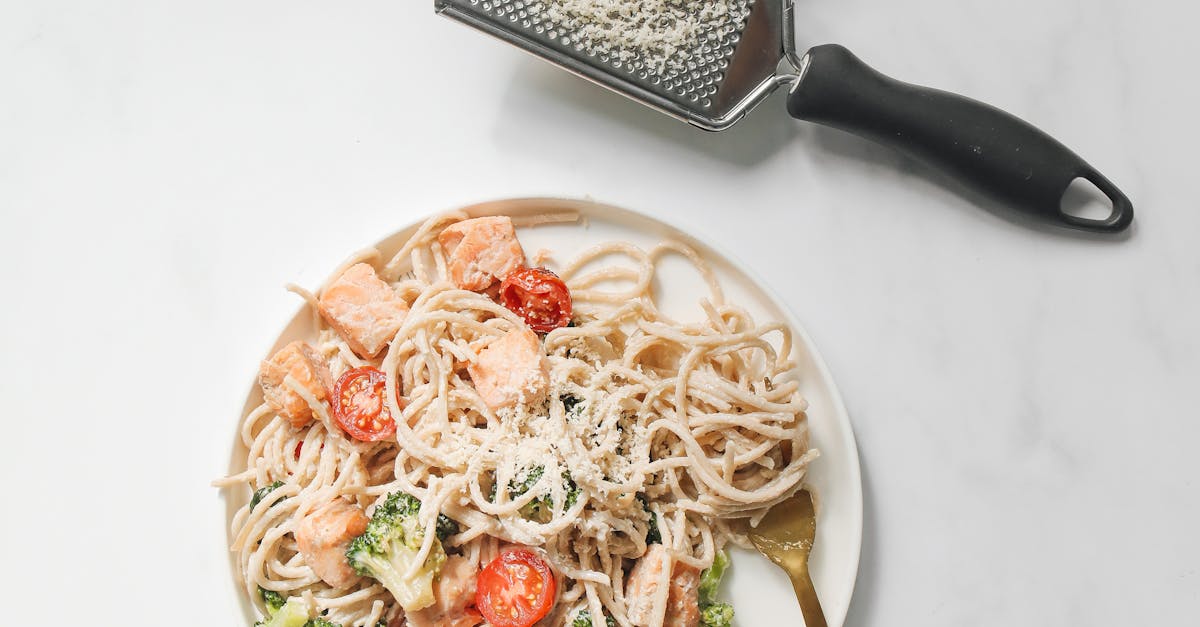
[789,567,828,627]
[786,44,1133,234]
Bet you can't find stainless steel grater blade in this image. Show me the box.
[434,0,797,130]
[435,0,1135,234]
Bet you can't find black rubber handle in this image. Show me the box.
[787,44,1133,233]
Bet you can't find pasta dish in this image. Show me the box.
[216,211,818,627]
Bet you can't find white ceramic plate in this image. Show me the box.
[221,197,862,626]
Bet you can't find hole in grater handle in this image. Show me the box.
[1057,169,1134,232]
[1061,177,1115,222]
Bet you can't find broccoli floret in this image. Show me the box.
[383,491,458,542]
[636,494,661,545]
[562,471,580,508]
[345,491,447,612]
[303,619,341,627]
[570,609,617,627]
[698,549,730,603]
[697,550,734,626]
[513,466,552,523]
[435,511,460,543]
[253,597,309,627]
[492,466,580,523]
[699,602,734,627]
[250,480,286,512]
[512,465,545,496]
[258,586,286,614]
[646,513,661,545]
[561,394,584,418]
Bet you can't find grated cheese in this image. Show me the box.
[537,0,747,74]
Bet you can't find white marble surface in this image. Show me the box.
[2,0,1198,624]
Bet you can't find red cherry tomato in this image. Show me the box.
[293,440,324,461]
[331,367,399,442]
[499,267,572,333]
[475,549,557,627]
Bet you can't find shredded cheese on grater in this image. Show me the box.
[540,0,747,74]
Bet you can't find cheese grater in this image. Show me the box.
[435,0,1133,234]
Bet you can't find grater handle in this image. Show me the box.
[786,44,1133,233]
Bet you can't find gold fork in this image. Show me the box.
[746,488,827,627]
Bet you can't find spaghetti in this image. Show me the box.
[216,211,817,627]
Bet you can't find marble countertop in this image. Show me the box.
[1,0,1197,624]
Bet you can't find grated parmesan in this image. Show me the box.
[536,0,748,74]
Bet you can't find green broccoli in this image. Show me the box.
[697,550,734,627]
[258,586,286,614]
[571,609,617,627]
[345,491,448,612]
[698,549,729,602]
[491,465,581,523]
[250,480,286,512]
[303,619,341,627]
[514,465,545,494]
[511,466,552,522]
[435,510,460,543]
[700,603,734,627]
[563,471,581,508]
[561,394,584,418]
[636,494,662,545]
[253,597,309,627]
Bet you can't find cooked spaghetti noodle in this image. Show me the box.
[216,211,817,627]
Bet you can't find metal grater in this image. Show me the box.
[435,0,1135,233]
[434,0,796,130]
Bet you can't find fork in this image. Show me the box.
[746,488,827,627]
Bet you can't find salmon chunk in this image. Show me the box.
[437,217,526,291]
[259,341,333,429]
[296,497,369,589]
[405,555,484,627]
[318,263,410,359]
[624,544,701,627]
[468,328,548,410]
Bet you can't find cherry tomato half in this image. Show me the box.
[475,549,557,627]
[499,267,572,334]
[331,366,399,442]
